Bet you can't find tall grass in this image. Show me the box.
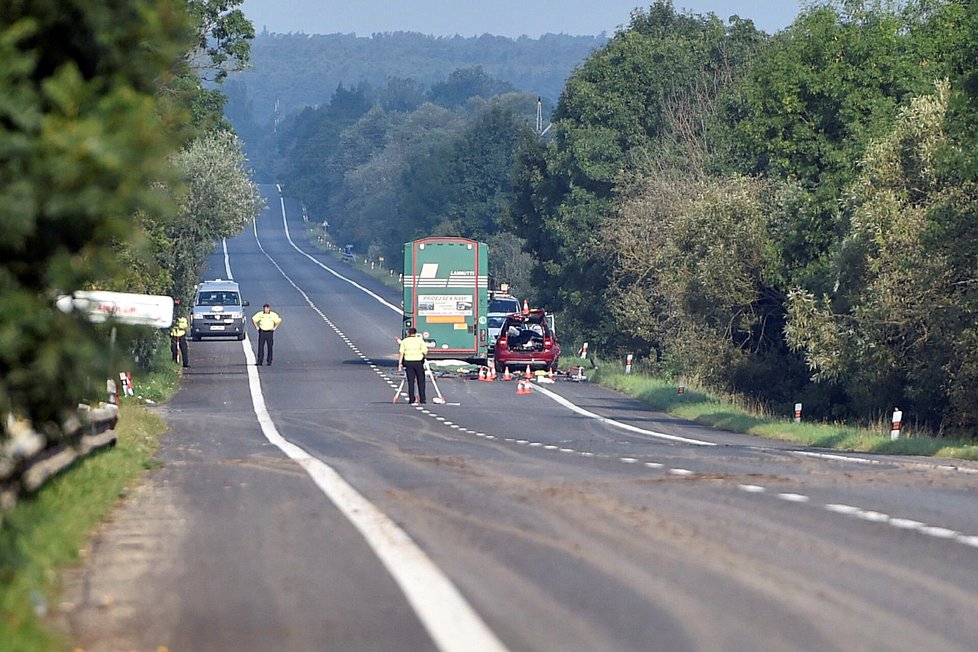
[575,356,978,460]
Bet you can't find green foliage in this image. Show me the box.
[225,31,605,126]
[786,62,978,430]
[187,0,255,83]
[510,1,765,351]
[717,1,942,291]
[275,71,539,276]
[157,129,264,304]
[0,0,191,435]
[590,358,978,456]
[428,66,516,108]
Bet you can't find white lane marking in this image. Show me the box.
[738,484,765,493]
[240,344,507,652]
[529,383,715,447]
[263,188,978,554]
[237,224,509,652]
[223,239,234,279]
[821,503,978,549]
[275,185,400,313]
[889,518,926,530]
[792,451,882,465]
[778,493,810,503]
[271,187,719,450]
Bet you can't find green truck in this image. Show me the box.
[402,237,489,363]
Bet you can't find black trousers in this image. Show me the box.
[404,359,426,403]
[257,330,275,363]
[170,336,188,366]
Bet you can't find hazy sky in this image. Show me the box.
[240,1,807,38]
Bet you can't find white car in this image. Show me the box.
[487,295,522,355]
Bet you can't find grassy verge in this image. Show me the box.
[577,357,978,460]
[0,346,178,651]
[0,402,167,651]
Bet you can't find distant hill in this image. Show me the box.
[222,30,608,128]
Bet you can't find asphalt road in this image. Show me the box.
[55,186,978,652]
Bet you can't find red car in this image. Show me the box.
[493,309,560,374]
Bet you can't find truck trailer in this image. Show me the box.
[402,238,489,363]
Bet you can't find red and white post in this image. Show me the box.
[794,403,802,423]
[890,408,903,440]
[625,354,633,374]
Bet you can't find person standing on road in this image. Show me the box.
[252,303,282,366]
[397,327,428,405]
[170,299,189,368]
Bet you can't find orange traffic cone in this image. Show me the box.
[516,377,530,395]
[502,367,512,381]
[477,366,487,382]
[525,364,532,378]
[522,300,529,315]
[488,365,497,381]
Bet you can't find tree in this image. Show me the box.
[717,1,939,293]
[428,66,517,108]
[509,1,764,350]
[0,0,192,437]
[187,0,255,83]
[785,79,978,429]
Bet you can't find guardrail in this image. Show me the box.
[0,404,119,512]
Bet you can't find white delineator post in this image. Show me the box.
[625,353,633,374]
[794,403,802,423]
[890,408,903,440]
[579,342,589,360]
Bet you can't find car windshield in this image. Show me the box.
[487,316,506,329]
[489,299,520,314]
[197,291,239,306]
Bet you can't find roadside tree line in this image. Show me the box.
[517,0,978,431]
[266,0,978,433]
[0,0,262,444]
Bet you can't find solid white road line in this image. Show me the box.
[228,235,509,652]
[530,383,716,447]
[275,185,401,314]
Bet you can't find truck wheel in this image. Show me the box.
[237,332,246,341]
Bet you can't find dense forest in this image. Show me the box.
[237,0,978,434]
[222,30,607,167]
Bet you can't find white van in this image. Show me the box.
[190,279,249,341]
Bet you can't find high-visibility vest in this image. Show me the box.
[399,335,428,361]
[252,310,282,331]
[170,316,188,337]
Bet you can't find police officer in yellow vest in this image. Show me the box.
[252,303,282,366]
[170,300,189,368]
[397,327,429,404]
